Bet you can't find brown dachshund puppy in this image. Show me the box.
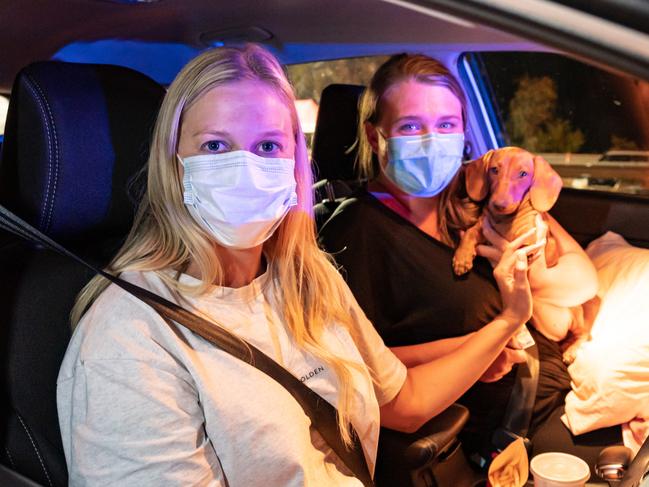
[453,147,590,363]
[453,147,561,274]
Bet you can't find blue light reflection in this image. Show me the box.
[53,40,203,85]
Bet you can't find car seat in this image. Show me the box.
[311,83,367,228]
[0,61,165,486]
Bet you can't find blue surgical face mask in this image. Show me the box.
[383,132,465,197]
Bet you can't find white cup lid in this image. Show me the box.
[530,452,590,483]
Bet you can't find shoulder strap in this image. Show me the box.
[501,344,540,438]
[491,343,540,454]
[0,206,374,486]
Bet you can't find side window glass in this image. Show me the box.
[287,56,388,149]
[463,52,649,196]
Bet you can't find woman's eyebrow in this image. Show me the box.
[394,115,422,122]
[257,129,290,139]
[192,129,230,138]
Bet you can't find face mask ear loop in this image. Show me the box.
[176,154,186,167]
[375,129,390,170]
[462,139,473,162]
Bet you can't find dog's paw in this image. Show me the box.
[452,255,474,275]
[561,333,590,365]
[562,345,579,365]
[453,246,476,275]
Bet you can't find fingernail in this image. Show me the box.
[515,251,527,270]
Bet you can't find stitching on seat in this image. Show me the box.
[27,75,60,233]
[22,77,53,232]
[23,74,60,234]
[16,413,53,487]
[5,446,16,469]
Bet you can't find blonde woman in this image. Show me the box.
[57,45,535,486]
[319,53,615,470]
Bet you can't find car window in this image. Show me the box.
[287,56,388,147]
[0,94,8,141]
[463,52,649,196]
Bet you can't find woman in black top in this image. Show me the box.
[319,53,620,467]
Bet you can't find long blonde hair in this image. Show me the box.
[72,45,362,445]
[356,53,479,245]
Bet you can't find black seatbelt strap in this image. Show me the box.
[0,205,374,486]
[491,343,540,453]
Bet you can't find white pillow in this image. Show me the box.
[561,231,649,451]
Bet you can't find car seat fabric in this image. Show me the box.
[0,61,165,486]
[311,84,366,229]
[311,83,365,183]
[0,62,164,243]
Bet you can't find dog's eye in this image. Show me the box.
[489,167,499,175]
[519,171,529,178]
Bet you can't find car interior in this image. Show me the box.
[1,1,649,486]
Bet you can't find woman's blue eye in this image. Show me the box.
[202,140,224,152]
[258,141,280,153]
[439,122,454,130]
[399,123,420,133]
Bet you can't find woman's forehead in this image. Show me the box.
[379,79,462,121]
[182,80,294,135]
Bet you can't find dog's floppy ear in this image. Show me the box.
[530,155,563,211]
[465,150,493,202]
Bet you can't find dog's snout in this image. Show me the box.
[489,197,519,215]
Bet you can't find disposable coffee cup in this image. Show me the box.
[530,452,590,487]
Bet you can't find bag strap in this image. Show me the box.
[0,206,374,486]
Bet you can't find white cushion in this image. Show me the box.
[561,232,649,452]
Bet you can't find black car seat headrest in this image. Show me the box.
[311,83,365,183]
[0,61,165,245]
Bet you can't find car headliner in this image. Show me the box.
[1,0,649,92]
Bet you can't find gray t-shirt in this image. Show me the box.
[57,270,407,486]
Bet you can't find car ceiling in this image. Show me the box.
[3,0,649,94]
[0,0,529,92]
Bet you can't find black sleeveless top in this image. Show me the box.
[319,190,570,451]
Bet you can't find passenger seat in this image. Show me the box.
[311,83,366,228]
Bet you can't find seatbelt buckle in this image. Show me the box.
[491,428,532,457]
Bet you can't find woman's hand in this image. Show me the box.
[476,214,547,267]
[479,336,527,382]
[493,227,545,329]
